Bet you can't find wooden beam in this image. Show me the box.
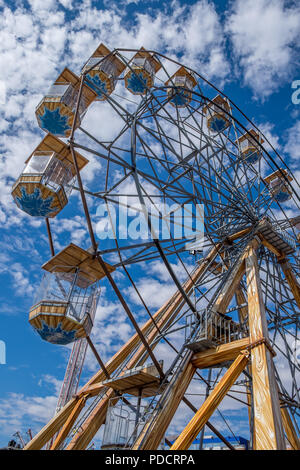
[246,244,286,450]
[278,259,300,310]
[132,353,196,450]
[66,389,116,450]
[170,351,249,450]
[50,397,86,450]
[235,286,253,439]
[227,226,252,242]
[191,337,250,369]
[181,397,236,451]
[281,407,300,450]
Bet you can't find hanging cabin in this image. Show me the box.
[101,393,162,450]
[124,48,161,95]
[236,129,264,164]
[35,68,97,137]
[264,169,293,203]
[81,43,126,101]
[11,134,88,218]
[187,309,241,354]
[203,94,231,133]
[165,66,197,108]
[29,243,115,345]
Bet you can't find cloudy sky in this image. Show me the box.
[0,0,300,449]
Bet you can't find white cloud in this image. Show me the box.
[257,121,281,152]
[58,0,72,8]
[10,263,35,296]
[28,0,58,14]
[0,255,35,296]
[226,0,300,97]
[147,259,194,283]
[0,392,57,437]
[51,215,88,246]
[128,277,176,309]
[0,374,61,440]
[38,374,63,396]
[82,294,133,371]
[69,0,228,80]
[284,120,300,162]
[0,1,229,229]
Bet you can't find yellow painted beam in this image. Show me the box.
[66,390,115,450]
[191,337,250,369]
[246,245,286,450]
[281,407,300,450]
[170,351,249,450]
[278,259,300,310]
[50,397,86,450]
[132,354,196,450]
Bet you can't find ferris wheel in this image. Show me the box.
[12,45,300,450]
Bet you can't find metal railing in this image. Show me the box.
[102,396,160,450]
[186,308,242,350]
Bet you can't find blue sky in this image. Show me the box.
[0,0,300,448]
